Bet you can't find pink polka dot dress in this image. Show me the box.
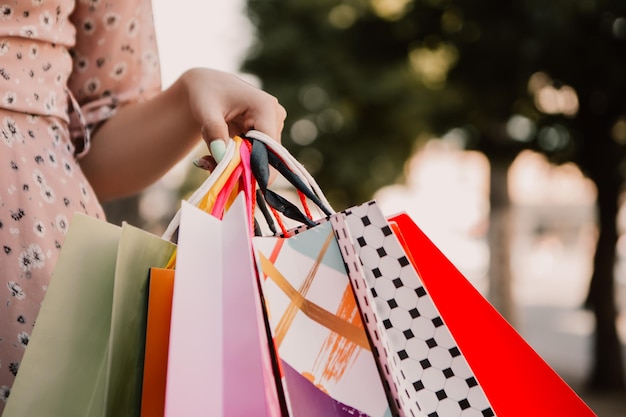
[0,0,161,409]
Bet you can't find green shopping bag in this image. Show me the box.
[3,213,176,417]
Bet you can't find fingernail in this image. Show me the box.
[209,140,226,163]
[193,158,212,171]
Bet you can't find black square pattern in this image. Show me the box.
[333,202,494,417]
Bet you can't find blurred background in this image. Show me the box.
[105,1,626,415]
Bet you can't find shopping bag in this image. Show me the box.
[235,136,488,416]
[387,212,596,417]
[157,136,282,416]
[3,214,176,417]
[3,214,120,417]
[105,223,177,416]
[141,268,175,417]
[330,200,596,417]
[240,131,597,417]
[161,133,393,416]
[254,220,393,417]
[165,196,281,417]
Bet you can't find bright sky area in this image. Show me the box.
[152,0,252,87]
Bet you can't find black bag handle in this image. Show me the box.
[247,138,317,228]
[245,136,332,216]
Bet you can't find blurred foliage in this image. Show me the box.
[243,0,626,208]
[243,0,626,389]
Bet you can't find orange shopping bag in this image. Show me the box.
[141,268,175,417]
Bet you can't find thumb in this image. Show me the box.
[201,120,229,163]
[209,140,226,163]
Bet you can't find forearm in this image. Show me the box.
[79,68,286,203]
[79,75,201,203]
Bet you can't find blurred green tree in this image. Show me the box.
[243,0,626,390]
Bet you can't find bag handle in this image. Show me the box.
[198,137,243,214]
[162,131,335,242]
[162,137,255,268]
[162,138,241,241]
[211,139,256,236]
[247,138,317,228]
[245,136,332,218]
[245,130,334,214]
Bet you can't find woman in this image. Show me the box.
[0,1,285,410]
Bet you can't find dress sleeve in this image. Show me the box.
[67,0,162,147]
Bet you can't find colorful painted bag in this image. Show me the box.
[254,220,393,417]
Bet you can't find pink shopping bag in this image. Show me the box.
[165,196,281,417]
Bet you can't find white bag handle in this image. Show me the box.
[161,139,238,241]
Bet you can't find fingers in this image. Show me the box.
[200,100,286,164]
[210,88,286,142]
[183,68,287,156]
[209,140,226,163]
[245,97,287,144]
[201,118,229,147]
[193,155,217,171]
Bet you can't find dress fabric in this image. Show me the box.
[0,0,161,410]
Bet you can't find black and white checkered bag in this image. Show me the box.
[331,202,494,417]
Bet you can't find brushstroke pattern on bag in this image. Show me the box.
[254,221,392,417]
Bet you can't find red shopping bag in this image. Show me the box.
[388,212,596,417]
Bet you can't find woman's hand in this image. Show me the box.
[81,68,286,202]
[181,68,286,147]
